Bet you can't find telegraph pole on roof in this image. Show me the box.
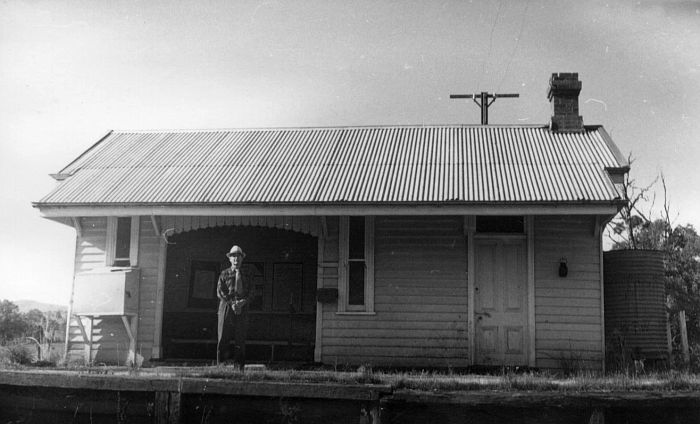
[449,91,519,125]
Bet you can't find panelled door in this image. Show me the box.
[474,237,528,365]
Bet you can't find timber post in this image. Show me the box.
[680,310,690,366]
[369,399,382,424]
[588,408,605,424]
[155,391,182,424]
[359,396,382,424]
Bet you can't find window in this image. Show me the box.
[476,216,524,233]
[114,217,132,265]
[187,260,220,309]
[339,216,374,313]
[106,216,140,267]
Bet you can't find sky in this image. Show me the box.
[1,0,699,305]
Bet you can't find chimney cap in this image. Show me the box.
[551,72,579,79]
[548,72,582,100]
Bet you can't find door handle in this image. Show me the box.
[474,312,492,320]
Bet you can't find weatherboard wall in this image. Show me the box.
[320,216,470,367]
[66,217,107,363]
[533,215,603,369]
[319,214,604,369]
[65,214,604,369]
[66,216,160,364]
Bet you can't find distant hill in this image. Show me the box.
[13,299,68,314]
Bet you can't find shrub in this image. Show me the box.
[8,343,33,365]
[0,345,11,365]
[672,342,700,372]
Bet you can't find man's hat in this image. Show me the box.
[226,245,246,258]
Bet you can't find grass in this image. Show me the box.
[380,369,700,392]
[3,359,700,392]
[143,367,700,392]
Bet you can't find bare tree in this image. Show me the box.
[609,154,658,249]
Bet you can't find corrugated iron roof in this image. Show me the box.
[36,125,627,205]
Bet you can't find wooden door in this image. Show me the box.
[474,238,528,365]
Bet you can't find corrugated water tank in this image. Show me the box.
[604,250,669,364]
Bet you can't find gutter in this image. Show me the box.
[33,201,624,218]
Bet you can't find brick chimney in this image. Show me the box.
[547,72,584,132]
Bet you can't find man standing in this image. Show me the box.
[217,245,250,367]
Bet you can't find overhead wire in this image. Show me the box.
[497,0,531,93]
[477,0,504,91]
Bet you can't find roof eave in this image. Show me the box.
[34,201,623,218]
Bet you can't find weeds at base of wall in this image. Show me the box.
[357,363,373,379]
[557,351,586,377]
[606,331,672,375]
[126,343,145,370]
[607,331,634,374]
[547,341,587,377]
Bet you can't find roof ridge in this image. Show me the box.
[109,124,570,133]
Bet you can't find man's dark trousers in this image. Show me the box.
[217,300,248,365]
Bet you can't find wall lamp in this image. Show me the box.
[559,257,568,277]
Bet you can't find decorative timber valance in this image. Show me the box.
[160,216,321,237]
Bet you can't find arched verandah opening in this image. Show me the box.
[161,224,317,362]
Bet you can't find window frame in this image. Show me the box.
[338,216,375,314]
[106,216,140,267]
[475,215,525,234]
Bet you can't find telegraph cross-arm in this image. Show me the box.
[450,91,519,124]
